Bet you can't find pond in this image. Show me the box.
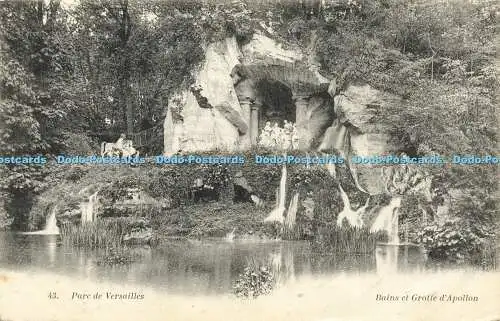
[0,232,428,296]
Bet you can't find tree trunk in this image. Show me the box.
[118,0,133,135]
[36,1,44,26]
[125,75,133,135]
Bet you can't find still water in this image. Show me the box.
[0,232,426,295]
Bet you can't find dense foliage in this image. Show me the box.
[311,0,498,264]
[417,217,495,267]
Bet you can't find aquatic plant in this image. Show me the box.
[312,224,384,254]
[96,247,135,266]
[60,218,130,248]
[233,260,275,299]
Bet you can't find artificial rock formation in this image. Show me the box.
[340,84,402,195]
[164,32,336,153]
[164,37,244,153]
[319,83,403,195]
[294,93,335,150]
[162,32,407,197]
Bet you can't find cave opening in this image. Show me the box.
[255,79,295,133]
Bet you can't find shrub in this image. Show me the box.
[417,217,496,266]
[60,132,97,155]
[233,260,275,299]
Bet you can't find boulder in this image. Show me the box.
[334,83,400,134]
[163,37,245,153]
[123,227,153,245]
[164,93,185,154]
[123,218,153,245]
[333,83,403,195]
[180,92,224,151]
[164,33,337,152]
[215,102,248,135]
[239,33,330,96]
[295,93,335,150]
[240,32,303,66]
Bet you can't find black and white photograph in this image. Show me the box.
[0,0,498,320]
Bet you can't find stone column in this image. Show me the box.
[293,94,312,151]
[234,75,257,150]
[250,103,260,146]
[238,99,253,149]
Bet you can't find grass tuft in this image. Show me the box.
[312,223,385,254]
[60,218,130,248]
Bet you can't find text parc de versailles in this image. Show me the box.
[0,154,498,165]
[72,291,144,300]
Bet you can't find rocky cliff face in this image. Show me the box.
[163,32,406,196]
[332,84,403,195]
[164,37,243,153]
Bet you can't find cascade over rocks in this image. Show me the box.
[321,84,404,195]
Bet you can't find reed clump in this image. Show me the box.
[60,218,130,248]
[312,223,384,254]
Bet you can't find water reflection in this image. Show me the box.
[375,244,427,274]
[0,232,431,295]
[375,244,398,274]
[47,236,57,266]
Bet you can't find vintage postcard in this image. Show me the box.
[0,0,498,320]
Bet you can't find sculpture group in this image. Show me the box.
[101,134,139,157]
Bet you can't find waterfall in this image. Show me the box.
[348,163,369,194]
[336,184,364,228]
[338,184,351,208]
[269,244,296,285]
[324,162,336,177]
[224,228,236,242]
[22,205,60,235]
[43,206,59,234]
[269,251,282,284]
[42,205,60,235]
[80,191,99,224]
[370,197,402,244]
[264,165,287,223]
[284,192,299,232]
[278,165,287,209]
